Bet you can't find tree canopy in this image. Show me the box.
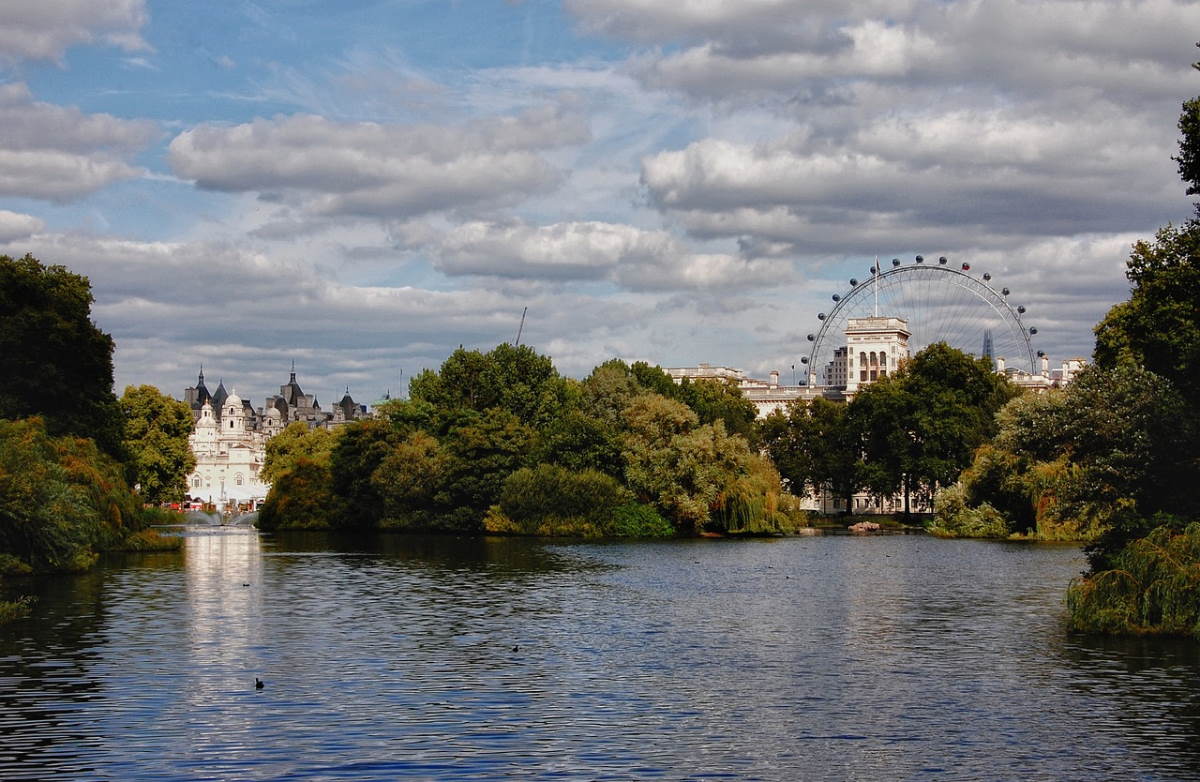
[120,385,196,505]
[0,254,123,456]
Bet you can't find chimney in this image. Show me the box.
[769,370,780,388]
[1041,354,1050,375]
[996,356,1006,373]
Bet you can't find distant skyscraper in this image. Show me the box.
[981,329,994,360]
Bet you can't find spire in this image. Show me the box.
[198,364,204,384]
[290,359,296,384]
[981,329,995,360]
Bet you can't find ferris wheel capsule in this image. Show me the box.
[938,256,948,265]
[807,334,815,341]
[892,258,901,267]
[832,294,841,302]
[1029,327,1038,335]
[850,278,858,286]
[800,356,808,364]
[983,272,991,281]
[1017,306,1026,314]
[817,313,826,320]
[915,255,924,263]
[1002,287,1010,296]
[961,262,971,271]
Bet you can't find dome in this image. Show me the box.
[197,401,217,427]
[225,390,243,409]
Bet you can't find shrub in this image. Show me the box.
[928,483,1009,538]
[496,464,634,536]
[609,503,674,538]
[0,417,141,572]
[0,596,35,625]
[1068,522,1200,638]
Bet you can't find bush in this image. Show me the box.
[493,464,635,537]
[0,417,142,572]
[928,483,1009,539]
[609,503,674,537]
[1068,522,1200,638]
[0,595,35,625]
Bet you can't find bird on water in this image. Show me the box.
[255,678,264,690]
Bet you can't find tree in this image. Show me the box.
[1174,45,1200,208]
[851,343,1015,514]
[120,385,196,504]
[760,397,863,513]
[0,254,124,456]
[1093,221,1200,407]
[261,421,337,485]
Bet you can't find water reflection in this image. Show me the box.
[1,531,1198,780]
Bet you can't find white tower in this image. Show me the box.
[843,316,911,394]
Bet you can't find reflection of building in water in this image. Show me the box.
[183,530,264,712]
[182,366,370,508]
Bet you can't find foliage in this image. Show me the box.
[328,418,405,528]
[261,421,337,485]
[759,343,1013,517]
[0,254,124,456]
[409,343,570,430]
[709,453,806,535]
[608,503,675,538]
[120,384,196,504]
[0,417,143,572]
[372,431,452,531]
[489,463,634,537]
[678,376,758,441]
[0,596,36,625]
[1093,221,1200,408]
[927,484,1009,539]
[261,344,787,538]
[114,528,183,552]
[620,394,753,533]
[257,457,340,531]
[1068,522,1200,639]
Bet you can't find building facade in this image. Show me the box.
[182,367,370,509]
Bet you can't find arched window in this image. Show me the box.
[192,478,201,488]
[859,351,867,366]
[235,474,243,486]
[879,354,887,368]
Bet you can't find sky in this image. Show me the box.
[0,0,1196,407]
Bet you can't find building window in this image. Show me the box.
[235,475,243,486]
[192,478,201,488]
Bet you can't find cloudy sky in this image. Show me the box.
[0,1,1196,405]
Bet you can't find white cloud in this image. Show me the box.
[0,0,149,64]
[640,102,1180,254]
[573,0,1199,106]
[428,218,792,291]
[0,82,156,201]
[0,209,44,241]
[168,105,589,218]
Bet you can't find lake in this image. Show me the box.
[2,528,1199,780]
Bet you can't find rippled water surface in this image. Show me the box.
[3,529,1200,780]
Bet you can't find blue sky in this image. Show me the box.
[1,0,1197,407]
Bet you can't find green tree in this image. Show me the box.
[679,377,758,441]
[257,457,338,531]
[620,394,753,533]
[0,254,124,456]
[261,421,337,485]
[329,418,405,528]
[371,431,451,530]
[119,385,196,504]
[760,397,863,512]
[850,343,1015,514]
[1093,222,1200,407]
[1175,46,1200,207]
[0,418,141,571]
[438,410,534,530]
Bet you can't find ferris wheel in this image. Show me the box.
[803,255,1037,387]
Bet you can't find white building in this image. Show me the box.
[185,392,271,510]
[840,316,911,394]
